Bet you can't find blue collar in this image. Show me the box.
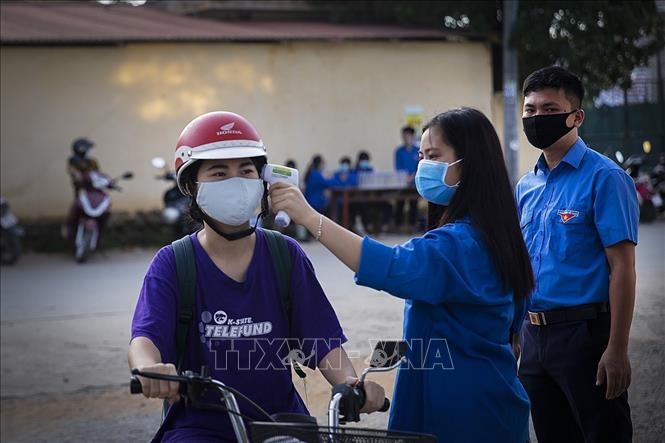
[534,138,587,174]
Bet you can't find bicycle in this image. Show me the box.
[130,340,436,442]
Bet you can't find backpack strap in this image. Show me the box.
[171,235,196,372]
[262,229,306,378]
[262,229,293,326]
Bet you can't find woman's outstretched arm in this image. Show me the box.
[270,182,363,272]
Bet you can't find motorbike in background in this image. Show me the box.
[649,153,665,215]
[72,170,133,263]
[622,154,663,223]
[151,157,195,238]
[0,197,24,265]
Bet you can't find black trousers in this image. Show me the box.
[519,313,632,443]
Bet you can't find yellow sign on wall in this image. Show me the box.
[405,105,424,133]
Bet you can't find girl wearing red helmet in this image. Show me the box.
[128,112,384,442]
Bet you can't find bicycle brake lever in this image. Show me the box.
[331,383,363,423]
[131,368,187,383]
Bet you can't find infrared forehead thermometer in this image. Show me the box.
[261,164,299,228]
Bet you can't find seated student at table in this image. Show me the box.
[331,156,358,188]
[394,126,420,232]
[304,154,332,215]
[355,151,374,173]
[353,151,392,233]
[330,156,363,227]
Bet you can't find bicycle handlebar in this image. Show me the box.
[130,368,390,424]
[329,381,390,425]
[129,370,190,396]
[129,344,409,443]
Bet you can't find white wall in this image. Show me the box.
[1,40,498,217]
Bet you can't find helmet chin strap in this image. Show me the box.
[202,212,264,242]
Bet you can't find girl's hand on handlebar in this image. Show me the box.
[137,363,180,404]
[345,376,386,414]
[269,182,319,228]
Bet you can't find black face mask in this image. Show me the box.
[522,110,578,150]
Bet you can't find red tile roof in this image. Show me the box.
[1,1,466,45]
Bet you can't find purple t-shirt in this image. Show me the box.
[131,229,347,442]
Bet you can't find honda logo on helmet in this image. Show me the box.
[216,122,243,136]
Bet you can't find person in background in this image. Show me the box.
[516,66,638,443]
[303,154,331,215]
[285,159,297,170]
[355,151,374,173]
[330,156,363,230]
[68,137,100,189]
[354,150,391,232]
[64,137,101,240]
[394,126,420,232]
[331,156,357,188]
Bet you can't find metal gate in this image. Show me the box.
[580,78,665,165]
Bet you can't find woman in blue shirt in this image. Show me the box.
[303,154,331,213]
[270,108,534,443]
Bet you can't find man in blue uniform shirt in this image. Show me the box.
[394,126,420,231]
[516,66,638,443]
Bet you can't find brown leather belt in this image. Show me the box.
[527,302,609,326]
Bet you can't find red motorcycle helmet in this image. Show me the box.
[174,111,267,194]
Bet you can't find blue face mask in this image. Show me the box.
[339,163,350,172]
[415,158,463,205]
[359,160,370,169]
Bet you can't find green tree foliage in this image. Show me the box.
[312,0,665,99]
[515,1,665,98]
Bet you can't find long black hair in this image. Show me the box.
[304,155,323,184]
[425,108,534,301]
[181,156,269,224]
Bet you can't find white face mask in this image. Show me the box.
[196,177,264,226]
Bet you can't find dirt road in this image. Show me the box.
[1,223,663,442]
